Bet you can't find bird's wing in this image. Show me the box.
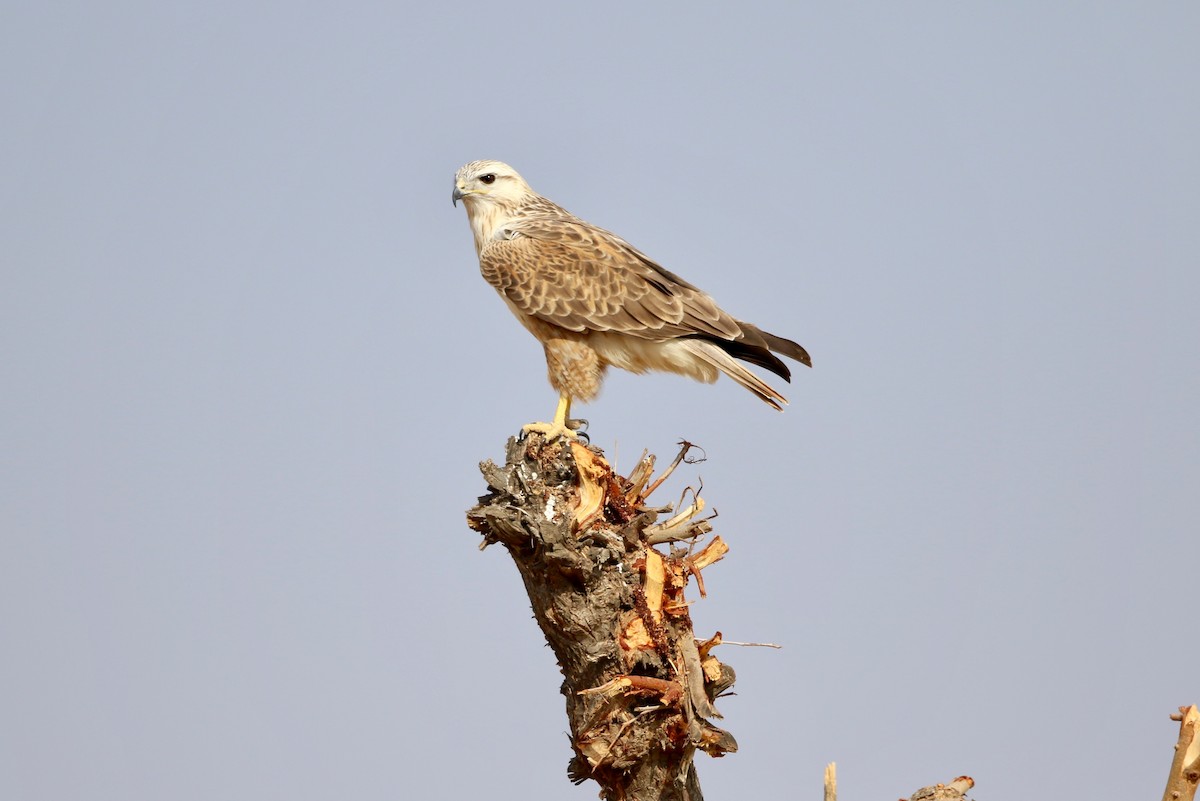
[478,213,744,342]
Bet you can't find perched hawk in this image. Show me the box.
[453,160,811,439]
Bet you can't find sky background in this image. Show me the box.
[3,2,1198,799]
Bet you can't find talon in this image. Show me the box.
[521,393,581,442]
[522,420,581,442]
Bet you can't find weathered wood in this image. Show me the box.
[907,775,976,801]
[822,762,977,801]
[467,434,736,801]
[1163,705,1200,801]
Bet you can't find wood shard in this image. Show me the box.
[644,496,707,541]
[697,631,723,659]
[690,536,729,571]
[579,674,683,707]
[624,451,655,502]
[642,547,665,625]
[570,441,607,531]
[619,613,655,653]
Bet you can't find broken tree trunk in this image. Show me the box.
[467,433,737,801]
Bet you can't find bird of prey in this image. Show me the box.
[453,160,811,440]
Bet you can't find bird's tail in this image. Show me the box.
[740,323,813,369]
[679,339,788,410]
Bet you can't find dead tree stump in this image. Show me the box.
[467,433,737,801]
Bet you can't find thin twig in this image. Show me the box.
[643,440,702,499]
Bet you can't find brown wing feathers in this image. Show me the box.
[479,207,810,399]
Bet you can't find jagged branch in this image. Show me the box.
[1163,705,1200,801]
[467,434,736,801]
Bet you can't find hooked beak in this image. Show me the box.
[451,185,465,207]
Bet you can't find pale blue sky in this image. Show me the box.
[3,3,1197,799]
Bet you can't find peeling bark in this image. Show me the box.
[467,434,736,801]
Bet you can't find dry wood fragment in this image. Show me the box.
[907,775,975,800]
[822,764,975,801]
[467,434,738,801]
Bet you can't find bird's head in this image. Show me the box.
[452,161,531,208]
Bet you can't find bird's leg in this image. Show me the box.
[558,396,592,435]
[523,394,580,442]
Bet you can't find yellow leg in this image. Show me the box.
[523,393,579,441]
[554,395,571,428]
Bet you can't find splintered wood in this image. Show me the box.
[907,776,976,801]
[467,434,738,801]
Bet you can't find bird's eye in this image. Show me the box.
[480,173,496,184]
